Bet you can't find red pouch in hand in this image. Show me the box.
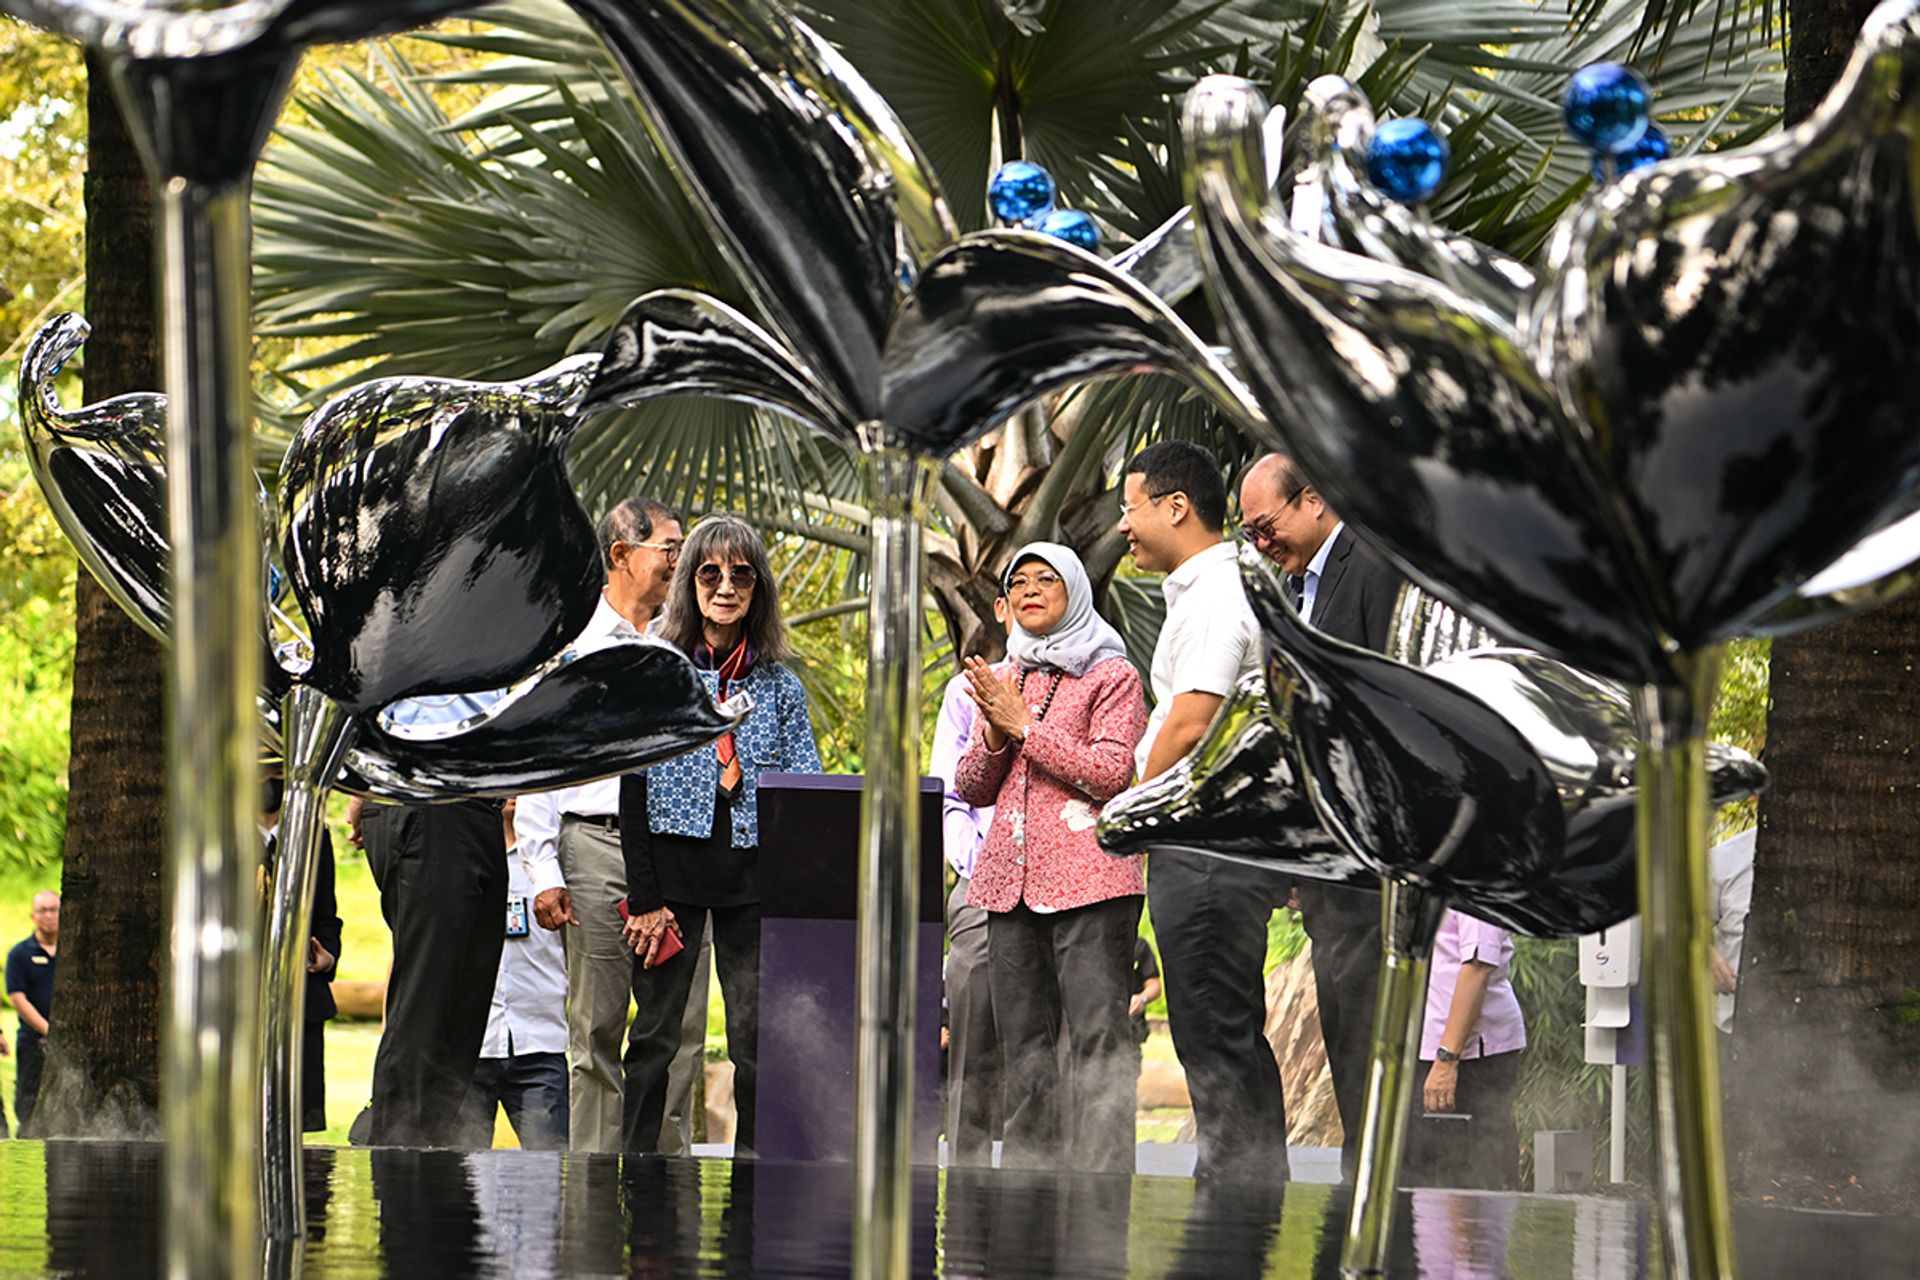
[615,897,684,967]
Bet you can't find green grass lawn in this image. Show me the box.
[0,835,1227,1148]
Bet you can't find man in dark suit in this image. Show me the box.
[261,771,343,1134]
[1240,453,1405,1178]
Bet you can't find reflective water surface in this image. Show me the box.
[0,1141,1912,1277]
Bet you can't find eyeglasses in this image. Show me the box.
[1006,571,1064,593]
[695,562,758,590]
[632,539,681,563]
[1240,487,1306,547]
[1118,492,1169,518]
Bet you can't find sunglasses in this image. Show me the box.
[695,562,758,590]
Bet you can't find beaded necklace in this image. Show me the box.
[1018,668,1065,722]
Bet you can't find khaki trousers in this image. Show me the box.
[558,817,710,1152]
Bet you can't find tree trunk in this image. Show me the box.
[1725,0,1920,1195]
[29,55,168,1138]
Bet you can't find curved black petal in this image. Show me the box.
[1294,74,1536,318]
[278,356,603,715]
[337,635,741,802]
[580,289,858,439]
[880,230,1262,457]
[1534,1,1920,649]
[1241,548,1566,901]
[572,0,958,423]
[1184,76,1667,685]
[19,313,174,641]
[1096,675,1371,886]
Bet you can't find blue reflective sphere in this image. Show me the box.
[1365,118,1450,204]
[1035,208,1102,253]
[988,160,1057,225]
[1590,122,1671,181]
[1563,63,1652,154]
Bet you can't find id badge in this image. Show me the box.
[505,893,530,938]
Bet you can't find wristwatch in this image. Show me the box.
[1434,1046,1461,1063]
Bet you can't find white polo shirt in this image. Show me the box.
[481,854,569,1059]
[1135,540,1262,777]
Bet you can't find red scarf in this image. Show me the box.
[696,639,754,796]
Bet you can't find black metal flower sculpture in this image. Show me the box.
[17,320,741,1242]
[1180,4,1920,1272]
[1100,550,1766,1254]
[4,1,1257,1271]
[567,12,1256,1269]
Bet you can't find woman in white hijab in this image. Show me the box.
[953,541,1150,1173]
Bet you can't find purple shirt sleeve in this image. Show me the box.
[929,675,993,878]
[1420,909,1527,1061]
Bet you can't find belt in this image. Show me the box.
[566,813,619,831]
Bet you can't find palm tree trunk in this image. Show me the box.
[1730,5,1920,1179]
[1727,590,1920,1191]
[28,55,168,1138]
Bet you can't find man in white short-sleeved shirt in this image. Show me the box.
[1120,440,1290,1183]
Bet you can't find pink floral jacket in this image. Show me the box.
[955,655,1149,912]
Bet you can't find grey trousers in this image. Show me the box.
[989,895,1143,1174]
[945,876,1001,1166]
[558,817,708,1152]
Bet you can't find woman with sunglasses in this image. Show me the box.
[954,541,1149,1173]
[616,515,821,1154]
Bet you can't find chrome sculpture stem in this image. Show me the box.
[260,687,356,1240]
[1340,882,1446,1278]
[851,444,937,1280]
[1635,650,1734,1280]
[105,50,296,1280]
[154,173,267,1280]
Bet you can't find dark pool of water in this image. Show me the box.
[0,1140,1912,1277]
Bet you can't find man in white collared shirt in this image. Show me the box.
[514,496,706,1153]
[463,799,570,1148]
[1120,440,1290,1183]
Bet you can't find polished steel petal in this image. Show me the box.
[1096,674,1371,884]
[0,0,473,58]
[277,355,603,714]
[18,313,174,642]
[1293,75,1536,315]
[580,288,857,439]
[1185,75,1668,684]
[880,229,1264,456]
[1107,206,1205,307]
[571,0,957,423]
[1530,0,1920,647]
[1240,546,1566,900]
[1756,506,1920,633]
[337,634,743,801]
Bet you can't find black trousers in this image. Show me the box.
[622,899,761,1154]
[301,1019,327,1133]
[988,895,1142,1174]
[1298,883,1382,1179]
[364,799,507,1146]
[15,1033,44,1128]
[1403,1049,1522,1190]
[1148,847,1290,1182]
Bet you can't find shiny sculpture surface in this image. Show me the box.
[1180,6,1920,1274]
[1102,547,1765,1270]
[16,319,742,1249]
[1100,550,1768,935]
[564,13,1255,1276]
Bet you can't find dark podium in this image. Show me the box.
[754,773,946,1164]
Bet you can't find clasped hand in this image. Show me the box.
[962,655,1032,749]
[622,905,682,969]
